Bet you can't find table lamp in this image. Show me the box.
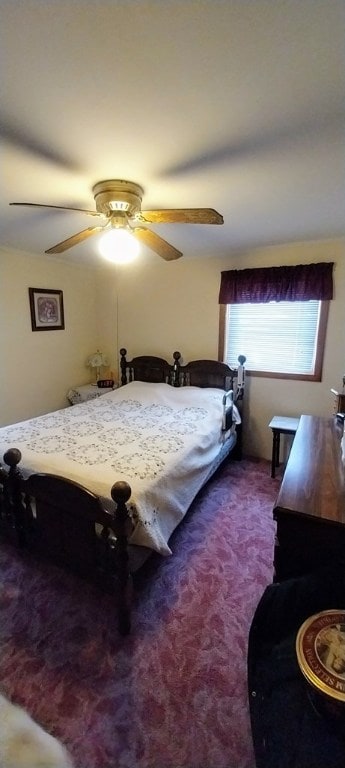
[87,350,108,383]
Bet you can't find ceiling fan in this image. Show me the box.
[9,179,224,261]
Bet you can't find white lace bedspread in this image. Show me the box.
[0,381,240,556]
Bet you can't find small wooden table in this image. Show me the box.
[268,415,299,478]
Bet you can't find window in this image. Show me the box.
[218,262,333,382]
[219,299,329,380]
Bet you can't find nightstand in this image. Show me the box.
[67,383,117,405]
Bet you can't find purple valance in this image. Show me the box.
[218,262,334,304]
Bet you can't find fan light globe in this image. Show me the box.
[99,228,140,264]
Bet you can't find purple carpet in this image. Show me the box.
[0,458,278,768]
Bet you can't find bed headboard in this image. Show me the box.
[173,352,245,401]
[120,348,174,385]
[174,355,231,389]
[120,348,245,400]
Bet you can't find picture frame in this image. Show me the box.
[28,287,65,331]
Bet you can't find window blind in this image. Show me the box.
[224,300,321,375]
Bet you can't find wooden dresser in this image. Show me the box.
[273,415,345,581]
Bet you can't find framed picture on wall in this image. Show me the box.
[28,287,65,331]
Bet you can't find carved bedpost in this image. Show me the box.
[119,348,128,386]
[0,463,7,532]
[234,355,246,460]
[236,354,246,401]
[111,480,133,636]
[172,350,181,387]
[1,448,27,545]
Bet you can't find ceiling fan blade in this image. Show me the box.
[45,226,105,254]
[141,208,224,225]
[133,227,183,261]
[0,119,78,170]
[9,202,101,217]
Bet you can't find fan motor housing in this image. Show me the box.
[92,180,144,217]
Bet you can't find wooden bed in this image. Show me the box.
[0,350,245,635]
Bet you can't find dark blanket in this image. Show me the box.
[248,565,345,768]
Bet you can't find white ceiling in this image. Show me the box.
[1,0,345,266]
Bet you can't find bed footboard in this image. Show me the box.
[0,448,134,636]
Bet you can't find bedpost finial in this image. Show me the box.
[3,448,22,468]
[119,348,127,357]
[111,480,132,505]
[238,354,246,365]
[173,351,181,362]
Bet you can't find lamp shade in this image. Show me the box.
[87,350,108,369]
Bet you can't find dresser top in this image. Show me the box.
[274,415,345,525]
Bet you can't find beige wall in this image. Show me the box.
[0,247,104,426]
[96,237,345,460]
